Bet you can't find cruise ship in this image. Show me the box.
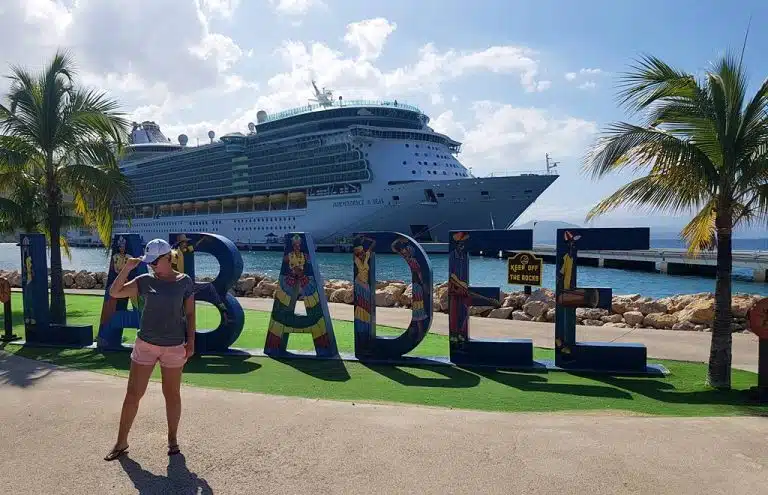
[74,84,558,247]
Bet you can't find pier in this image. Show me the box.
[502,245,768,282]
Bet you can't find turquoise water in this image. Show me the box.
[1,242,767,298]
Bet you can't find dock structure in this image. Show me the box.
[503,245,768,282]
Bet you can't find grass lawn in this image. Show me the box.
[1,293,764,417]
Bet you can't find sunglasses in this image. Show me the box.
[150,253,170,266]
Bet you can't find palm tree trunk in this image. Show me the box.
[707,213,733,389]
[46,164,66,325]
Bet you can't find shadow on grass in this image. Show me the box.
[580,374,768,414]
[184,354,261,375]
[118,453,213,494]
[468,368,634,400]
[360,362,481,388]
[272,357,351,382]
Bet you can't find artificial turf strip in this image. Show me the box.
[1,294,764,417]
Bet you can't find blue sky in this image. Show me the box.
[2,0,767,233]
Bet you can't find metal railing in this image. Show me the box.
[261,100,422,123]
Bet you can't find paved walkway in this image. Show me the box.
[1,352,766,494]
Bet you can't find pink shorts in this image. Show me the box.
[131,337,188,368]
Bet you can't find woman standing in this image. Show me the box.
[104,238,196,461]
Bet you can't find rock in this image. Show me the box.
[73,271,96,289]
[731,295,756,318]
[637,300,668,315]
[623,311,645,326]
[611,297,632,315]
[583,319,604,326]
[502,292,527,310]
[545,308,556,322]
[236,277,257,295]
[693,324,708,332]
[323,286,336,300]
[676,298,714,325]
[601,314,624,324]
[583,308,609,320]
[525,288,555,308]
[255,280,277,298]
[63,272,75,289]
[603,322,629,328]
[469,306,495,317]
[330,288,354,304]
[511,311,532,321]
[398,284,413,307]
[642,313,677,329]
[488,307,515,319]
[7,271,21,287]
[381,283,406,302]
[522,300,547,318]
[672,321,696,331]
[375,289,397,307]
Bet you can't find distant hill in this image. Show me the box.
[510,220,582,244]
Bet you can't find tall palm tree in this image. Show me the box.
[0,50,132,324]
[583,52,768,390]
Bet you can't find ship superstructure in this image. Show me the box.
[72,84,558,246]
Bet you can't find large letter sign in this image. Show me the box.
[448,230,535,367]
[554,228,650,372]
[97,234,147,350]
[352,232,433,360]
[19,233,92,346]
[169,232,246,353]
[264,233,338,358]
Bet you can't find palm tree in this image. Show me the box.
[0,50,132,324]
[583,52,768,390]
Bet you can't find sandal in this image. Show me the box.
[104,445,129,461]
[168,444,181,456]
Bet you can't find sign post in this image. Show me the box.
[507,252,543,287]
[0,277,19,342]
[747,298,768,403]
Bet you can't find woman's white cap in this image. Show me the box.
[140,238,172,264]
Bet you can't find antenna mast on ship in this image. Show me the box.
[545,153,560,175]
[310,80,336,107]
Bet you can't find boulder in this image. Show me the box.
[398,284,413,307]
[502,292,528,310]
[731,295,756,318]
[74,271,97,289]
[469,306,495,317]
[522,300,547,318]
[603,322,629,328]
[636,300,668,315]
[672,321,696,331]
[676,298,715,325]
[545,308,556,322]
[236,277,257,295]
[63,272,75,289]
[642,313,677,329]
[255,280,277,298]
[583,308,609,320]
[601,314,624,324]
[511,311,532,321]
[611,297,633,315]
[623,311,645,326]
[375,289,397,307]
[488,307,515,319]
[525,288,555,308]
[330,288,354,304]
[583,319,604,327]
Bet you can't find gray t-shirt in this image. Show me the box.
[135,273,194,346]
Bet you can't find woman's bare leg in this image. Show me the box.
[161,365,184,448]
[110,361,154,453]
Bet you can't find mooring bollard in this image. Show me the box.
[0,277,19,342]
[747,297,768,403]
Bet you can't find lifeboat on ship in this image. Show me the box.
[182,202,193,211]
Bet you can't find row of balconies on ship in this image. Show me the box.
[122,192,309,218]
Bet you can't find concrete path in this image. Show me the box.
[1,352,766,494]
[14,288,762,372]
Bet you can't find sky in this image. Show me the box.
[1,0,767,234]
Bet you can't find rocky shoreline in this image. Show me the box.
[1,269,761,333]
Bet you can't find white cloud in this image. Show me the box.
[579,68,602,75]
[189,32,244,72]
[578,81,596,90]
[565,67,605,89]
[430,101,597,177]
[198,0,241,19]
[344,18,397,61]
[565,72,577,81]
[269,0,323,16]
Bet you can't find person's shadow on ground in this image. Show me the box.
[118,453,213,494]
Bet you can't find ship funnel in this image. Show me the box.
[178,134,188,146]
[256,110,267,123]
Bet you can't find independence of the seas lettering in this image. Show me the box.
[332,198,384,208]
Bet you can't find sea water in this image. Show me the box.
[2,241,767,298]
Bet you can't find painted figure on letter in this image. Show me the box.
[391,237,427,333]
[353,236,375,333]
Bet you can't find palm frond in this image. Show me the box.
[616,54,699,113]
[680,201,717,254]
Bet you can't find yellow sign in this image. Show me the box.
[507,252,543,286]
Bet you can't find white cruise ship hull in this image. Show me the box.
[98,173,556,246]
